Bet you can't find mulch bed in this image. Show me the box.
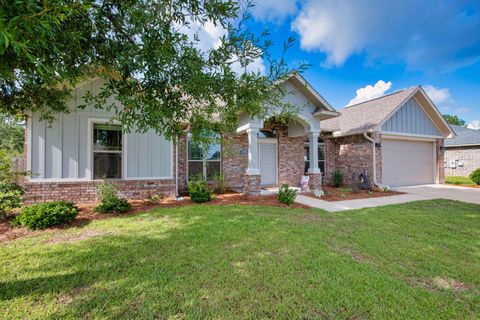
[0,193,308,243]
[302,185,404,202]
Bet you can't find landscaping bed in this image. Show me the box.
[302,185,404,202]
[0,193,308,242]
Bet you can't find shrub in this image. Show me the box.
[278,183,298,205]
[331,169,344,187]
[13,201,77,230]
[0,182,24,220]
[187,178,213,203]
[470,168,480,185]
[214,173,227,194]
[93,182,131,213]
[148,194,162,204]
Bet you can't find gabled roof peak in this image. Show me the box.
[344,86,419,110]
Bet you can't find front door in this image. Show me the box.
[259,142,277,186]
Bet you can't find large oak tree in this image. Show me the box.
[0,0,303,141]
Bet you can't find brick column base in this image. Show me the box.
[307,173,322,191]
[244,174,261,194]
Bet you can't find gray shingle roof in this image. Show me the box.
[445,125,480,146]
[321,87,417,135]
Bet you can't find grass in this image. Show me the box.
[446,176,475,185]
[1,200,480,319]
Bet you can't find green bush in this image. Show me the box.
[331,169,344,187]
[214,173,227,194]
[13,201,77,230]
[0,182,24,220]
[278,183,298,205]
[93,182,131,213]
[469,168,480,185]
[187,178,213,203]
[148,194,162,204]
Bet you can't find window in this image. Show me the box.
[188,134,221,180]
[304,137,326,174]
[93,123,122,179]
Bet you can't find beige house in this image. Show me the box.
[444,125,480,177]
[22,76,455,203]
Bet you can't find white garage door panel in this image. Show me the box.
[382,139,434,186]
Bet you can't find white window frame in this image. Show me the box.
[186,135,221,181]
[88,118,123,180]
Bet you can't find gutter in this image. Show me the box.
[363,132,380,187]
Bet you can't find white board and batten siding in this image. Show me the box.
[28,78,173,181]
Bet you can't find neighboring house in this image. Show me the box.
[444,124,480,176]
[320,86,455,187]
[22,76,455,203]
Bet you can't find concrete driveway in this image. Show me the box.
[395,184,480,205]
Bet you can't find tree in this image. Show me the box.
[443,114,466,126]
[0,0,304,142]
[0,114,24,156]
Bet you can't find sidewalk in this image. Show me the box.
[295,193,431,212]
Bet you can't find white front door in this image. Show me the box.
[259,142,277,186]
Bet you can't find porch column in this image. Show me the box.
[246,128,260,175]
[307,131,320,174]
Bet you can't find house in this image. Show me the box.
[444,124,480,176]
[22,76,455,203]
[320,86,455,187]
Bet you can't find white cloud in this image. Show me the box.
[178,19,265,75]
[467,120,480,130]
[423,85,470,116]
[348,80,392,106]
[251,0,298,22]
[291,0,480,70]
[178,20,227,52]
[231,56,266,75]
[423,85,453,106]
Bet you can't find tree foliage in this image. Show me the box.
[0,0,304,142]
[442,114,466,126]
[0,114,24,156]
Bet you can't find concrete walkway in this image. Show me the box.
[295,193,430,212]
[295,183,480,212]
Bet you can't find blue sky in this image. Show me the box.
[243,0,480,128]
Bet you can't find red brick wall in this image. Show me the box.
[23,179,176,204]
[263,120,305,188]
[325,134,379,188]
[222,133,249,192]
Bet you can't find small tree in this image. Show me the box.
[0,150,27,220]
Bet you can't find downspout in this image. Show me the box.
[363,132,380,187]
[175,124,191,200]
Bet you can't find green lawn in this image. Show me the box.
[1,200,480,319]
[446,175,475,185]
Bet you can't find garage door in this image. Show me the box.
[382,139,434,186]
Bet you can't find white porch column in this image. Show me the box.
[246,127,260,175]
[308,131,320,174]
